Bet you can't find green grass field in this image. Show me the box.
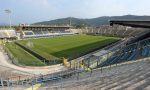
[5,35,121,66]
[5,42,46,66]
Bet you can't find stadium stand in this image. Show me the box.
[85,25,150,38]
[42,30,50,34]
[70,36,150,71]
[123,28,134,35]
[1,53,149,90]
[33,30,43,35]
[38,59,150,90]
[23,31,34,35]
[22,29,74,39]
[0,65,34,87]
[0,28,16,39]
[20,25,74,39]
[91,38,150,68]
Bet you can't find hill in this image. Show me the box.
[33,15,150,27]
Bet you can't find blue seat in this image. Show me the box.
[110,54,123,64]
[142,46,149,57]
[97,38,150,68]
[99,56,116,67]
[105,56,118,66]
[115,52,130,63]
[127,50,137,61]
[37,79,44,83]
[148,46,150,56]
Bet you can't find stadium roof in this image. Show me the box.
[110,20,150,28]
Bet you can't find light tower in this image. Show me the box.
[5,9,12,28]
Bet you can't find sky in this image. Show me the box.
[1,0,150,25]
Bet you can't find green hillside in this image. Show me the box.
[33,15,150,27]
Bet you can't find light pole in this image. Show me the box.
[5,9,12,29]
[69,17,72,26]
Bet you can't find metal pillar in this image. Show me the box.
[32,80,34,90]
[77,71,79,80]
[0,79,4,88]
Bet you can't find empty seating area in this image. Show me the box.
[7,30,17,38]
[22,29,74,39]
[0,31,8,38]
[38,60,150,90]
[84,25,150,37]
[33,30,43,35]
[140,39,150,57]
[42,30,50,34]
[23,31,34,35]
[76,37,150,70]
[0,65,34,87]
[96,38,150,68]
[0,29,16,39]
[124,29,134,35]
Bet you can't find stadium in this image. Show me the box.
[0,18,150,90]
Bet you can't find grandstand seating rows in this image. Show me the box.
[0,29,16,38]
[84,25,150,37]
[0,65,34,87]
[1,50,150,89]
[39,59,150,90]
[98,38,150,67]
[23,30,74,38]
[1,58,149,89]
[21,25,150,39]
[79,38,150,69]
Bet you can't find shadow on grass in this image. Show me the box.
[51,39,120,60]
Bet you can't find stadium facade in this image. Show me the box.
[19,25,73,39]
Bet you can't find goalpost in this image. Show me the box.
[26,41,34,48]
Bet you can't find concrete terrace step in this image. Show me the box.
[144,85,150,90]
[89,63,150,90]
[87,67,145,90]
[40,60,150,90]
[125,76,150,90]
[96,69,144,89]
[110,72,150,90]
[100,70,148,90]
[134,79,150,90]
[58,63,142,90]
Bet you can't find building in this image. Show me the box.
[19,25,72,38]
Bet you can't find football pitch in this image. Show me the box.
[5,35,121,66]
